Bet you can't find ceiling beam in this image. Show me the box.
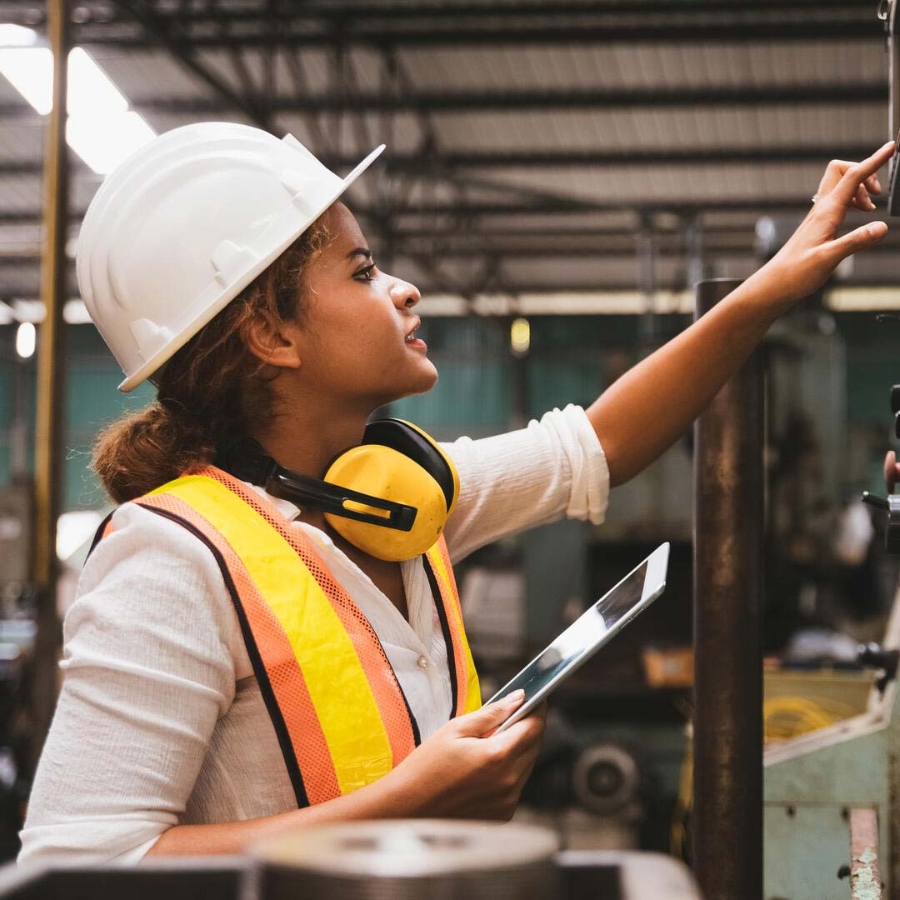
[57,0,874,25]
[7,237,900,267]
[70,22,882,49]
[0,145,881,177]
[0,84,886,121]
[108,0,273,130]
[3,0,868,27]
[4,277,896,300]
[0,195,856,226]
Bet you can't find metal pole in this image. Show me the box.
[31,0,69,767]
[692,277,764,900]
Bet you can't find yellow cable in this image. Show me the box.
[671,695,859,857]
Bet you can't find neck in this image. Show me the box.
[250,407,373,479]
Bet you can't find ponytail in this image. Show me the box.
[92,401,215,504]
[91,217,331,504]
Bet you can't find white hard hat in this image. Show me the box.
[76,122,385,392]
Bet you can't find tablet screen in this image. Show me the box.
[487,543,669,730]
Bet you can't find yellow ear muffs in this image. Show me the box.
[323,419,459,562]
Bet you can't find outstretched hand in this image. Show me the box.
[757,141,895,308]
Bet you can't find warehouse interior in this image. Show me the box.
[1,1,900,898]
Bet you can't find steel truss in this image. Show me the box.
[0,0,890,300]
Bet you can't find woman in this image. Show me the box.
[18,122,894,864]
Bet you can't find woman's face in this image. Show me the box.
[292,202,437,411]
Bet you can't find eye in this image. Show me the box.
[354,263,377,283]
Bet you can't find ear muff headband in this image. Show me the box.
[216,419,458,562]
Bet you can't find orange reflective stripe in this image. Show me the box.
[139,467,419,804]
[434,539,480,712]
[126,466,476,806]
[136,491,341,806]
[200,469,419,771]
[426,539,482,716]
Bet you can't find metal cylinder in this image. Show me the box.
[31,0,69,769]
[251,819,560,900]
[692,278,764,900]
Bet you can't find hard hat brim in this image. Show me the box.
[117,143,387,392]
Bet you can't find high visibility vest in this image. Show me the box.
[104,466,481,808]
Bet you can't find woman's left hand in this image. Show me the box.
[758,140,895,308]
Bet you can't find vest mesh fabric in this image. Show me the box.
[136,489,342,805]
[132,466,477,806]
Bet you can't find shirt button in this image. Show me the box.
[417,655,429,669]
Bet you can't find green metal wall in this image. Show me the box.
[0,312,896,513]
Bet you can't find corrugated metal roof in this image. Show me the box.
[0,1,895,301]
[401,40,885,91]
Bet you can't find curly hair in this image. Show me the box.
[92,217,331,503]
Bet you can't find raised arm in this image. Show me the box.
[587,141,895,486]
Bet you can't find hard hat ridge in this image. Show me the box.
[76,122,385,392]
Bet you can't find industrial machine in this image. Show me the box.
[0,820,702,900]
[764,594,899,900]
[764,375,900,900]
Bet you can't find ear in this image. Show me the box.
[240,310,303,370]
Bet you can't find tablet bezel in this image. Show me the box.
[487,542,670,733]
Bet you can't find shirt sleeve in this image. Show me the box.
[441,405,609,564]
[18,503,241,867]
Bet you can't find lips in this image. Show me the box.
[405,318,422,343]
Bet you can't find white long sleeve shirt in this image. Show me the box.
[19,406,609,866]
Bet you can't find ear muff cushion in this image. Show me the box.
[323,444,451,561]
[362,419,458,515]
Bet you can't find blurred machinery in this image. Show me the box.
[515,715,649,853]
[0,485,35,860]
[764,377,900,900]
[764,593,900,900]
[0,819,702,899]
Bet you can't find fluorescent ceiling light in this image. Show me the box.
[67,47,128,117]
[11,299,44,322]
[0,24,38,47]
[420,291,697,316]
[825,287,900,312]
[0,27,156,173]
[419,294,469,316]
[15,321,35,359]
[0,299,89,323]
[63,299,92,324]
[67,109,156,175]
[0,46,52,113]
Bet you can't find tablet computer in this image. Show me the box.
[487,542,670,733]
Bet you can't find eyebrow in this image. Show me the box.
[346,247,373,262]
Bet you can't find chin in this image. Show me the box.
[383,367,438,406]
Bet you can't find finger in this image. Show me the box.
[488,710,546,756]
[458,691,525,737]
[854,184,876,211]
[866,172,883,196]
[826,221,889,262]
[885,450,898,494]
[831,142,895,207]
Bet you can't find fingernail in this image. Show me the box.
[507,690,525,702]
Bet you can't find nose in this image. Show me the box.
[390,274,421,309]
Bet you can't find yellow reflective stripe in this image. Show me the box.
[426,544,481,714]
[151,475,393,793]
